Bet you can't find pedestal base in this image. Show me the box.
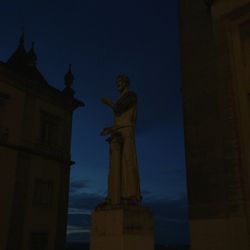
[90,205,154,250]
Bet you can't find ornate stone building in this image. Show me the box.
[0,33,84,250]
[180,0,250,249]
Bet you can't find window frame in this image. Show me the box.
[32,178,54,208]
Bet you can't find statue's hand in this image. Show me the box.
[100,127,113,136]
[101,97,114,107]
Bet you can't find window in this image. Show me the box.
[0,92,10,143]
[30,231,48,250]
[0,92,10,113]
[40,119,58,145]
[0,128,8,143]
[33,179,53,208]
[40,111,60,146]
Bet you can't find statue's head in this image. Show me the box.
[116,74,130,93]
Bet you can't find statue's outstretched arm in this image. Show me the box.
[100,127,113,136]
[101,97,114,109]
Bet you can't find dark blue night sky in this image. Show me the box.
[0,0,189,245]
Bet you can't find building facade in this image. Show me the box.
[0,34,84,250]
[180,0,250,249]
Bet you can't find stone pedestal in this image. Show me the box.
[90,205,154,250]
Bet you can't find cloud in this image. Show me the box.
[67,214,90,228]
[67,225,90,235]
[68,208,92,215]
[69,179,90,194]
[67,225,90,242]
[69,191,104,211]
[67,191,104,243]
[144,195,188,221]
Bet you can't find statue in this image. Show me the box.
[100,74,141,206]
[90,75,154,250]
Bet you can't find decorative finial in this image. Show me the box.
[63,64,75,97]
[64,64,74,87]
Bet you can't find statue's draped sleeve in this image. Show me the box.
[113,91,137,115]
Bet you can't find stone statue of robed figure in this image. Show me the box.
[90,74,154,250]
[100,74,141,206]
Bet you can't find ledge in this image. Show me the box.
[0,142,75,166]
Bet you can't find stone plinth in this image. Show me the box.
[90,205,154,250]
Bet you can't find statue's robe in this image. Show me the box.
[107,91,141,204]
